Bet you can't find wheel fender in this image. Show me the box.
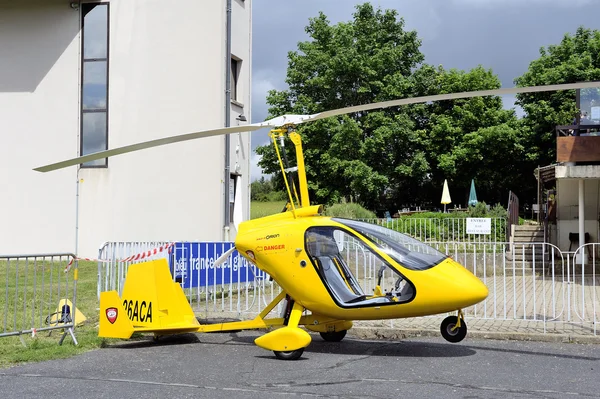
[254,327,312,352]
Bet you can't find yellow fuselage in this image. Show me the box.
[235,206,488,321]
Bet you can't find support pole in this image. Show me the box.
[579,179,585,264]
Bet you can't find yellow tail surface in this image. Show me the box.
[99,290,135,339]
[99,259,200,339]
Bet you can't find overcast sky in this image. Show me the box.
[249,0,600,179]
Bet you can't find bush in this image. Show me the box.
[324,202,377,219]
[467,202,507,219]
[380,202,508,242]
[250,177,288,202]
[253,191,288,202]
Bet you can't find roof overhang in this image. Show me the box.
[555,164,600,179]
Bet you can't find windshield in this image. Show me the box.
[333,218,447,271]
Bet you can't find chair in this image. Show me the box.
[317,256,363,304]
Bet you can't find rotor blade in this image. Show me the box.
[34,81,600,173]
[34,124,265,173]
[213,247,237,268]
[307,81,600,123]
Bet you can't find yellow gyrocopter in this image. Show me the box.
[35,81,600,360]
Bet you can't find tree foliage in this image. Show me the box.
[258,3,589,214]
[258,3,427,211]
[510,26,600,203]
[516,27,600,166]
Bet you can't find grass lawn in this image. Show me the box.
[0,259,115,368]
[250,200,287,219]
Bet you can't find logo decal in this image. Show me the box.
[257,233,281,241]
[106,307,118,324]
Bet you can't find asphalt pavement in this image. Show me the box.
[1,331,599,399]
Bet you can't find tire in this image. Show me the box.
[319,330,347,342]
[273,348,304,360]
[440,315,467,343]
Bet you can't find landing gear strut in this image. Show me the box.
[440,310,467,343]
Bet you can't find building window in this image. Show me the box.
[231,58,240,102]
[81,3,109,167]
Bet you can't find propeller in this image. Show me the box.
[34,81,600,173]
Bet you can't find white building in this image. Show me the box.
[0,0,252,257]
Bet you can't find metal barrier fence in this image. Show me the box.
[97,241,599,336]
[96,241,170,300]
[0,253,79,345]
[358,217,507,244]
[429,241,598,335]
[97,242,270,315]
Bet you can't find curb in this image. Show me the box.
[348,326,600,345]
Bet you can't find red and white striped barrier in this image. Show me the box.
[65,242,174,272]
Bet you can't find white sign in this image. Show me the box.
[591,106,600,121]
[466,218,491,235]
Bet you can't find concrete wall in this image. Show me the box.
[556,179,600,250]
[0,0,79,255]
[0,0,252,257]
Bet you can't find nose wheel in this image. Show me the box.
[440,310,467,343]
[274,348,305,360]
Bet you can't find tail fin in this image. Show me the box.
[99,291,134,339]
[98,259,200,339]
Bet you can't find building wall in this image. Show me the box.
[0,0,79,255]
[230,0,252,230]
[0,0,252,257]
[556,179,600,250]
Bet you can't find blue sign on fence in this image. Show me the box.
[168,242,263,288]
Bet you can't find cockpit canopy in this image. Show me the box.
[333,218,448,271]
[303,218,449,309]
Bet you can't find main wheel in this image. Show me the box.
[440,315,467,343]
[319,330,347,342]
[273,348,304,360]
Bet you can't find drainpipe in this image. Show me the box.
[224,0,232,241]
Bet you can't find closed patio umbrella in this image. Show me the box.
[468,179,478,206]
[441,179,451,212]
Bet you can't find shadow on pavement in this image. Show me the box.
[102,330,478,358]
[105,333,200,349]
[228,333,477,358]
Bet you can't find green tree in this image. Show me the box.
[515,26,600,167]
[257,3,426,212]
[258,3,521,212]
[415,65,519,205]
[441,123,527,205]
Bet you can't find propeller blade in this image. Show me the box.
[34,124,268,173]
[34,113,317,172]
[213,246,237,268]
[308,81,600,122]
[34,81,599,173]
